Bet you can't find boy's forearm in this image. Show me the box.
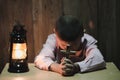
[49,63,64,75]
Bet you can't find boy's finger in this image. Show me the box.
[64,58,73,64]
[61,63,74,70]
[61,57,66,62]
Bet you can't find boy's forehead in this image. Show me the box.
[57,34,81,44]
[55,30,82,42]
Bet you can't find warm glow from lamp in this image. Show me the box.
[12,43,27,59]
[8,22,29,73]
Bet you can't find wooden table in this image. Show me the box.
[0,62,120,80]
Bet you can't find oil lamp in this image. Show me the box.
[8,22,29,73]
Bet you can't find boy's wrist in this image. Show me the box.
[48,65,52,71]
[48,63,62,74]
[74,63,80,73]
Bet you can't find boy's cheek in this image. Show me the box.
[59,45,66,50]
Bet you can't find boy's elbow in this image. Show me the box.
[80,60,106,73]
[34,60,40,69]
[99,60,106,69]
[88,61,106,72]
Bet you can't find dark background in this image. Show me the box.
[0,0,120,73]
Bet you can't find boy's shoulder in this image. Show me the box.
[47,33,56,41]
[48,33,56,38]
[82,33,97,46]
[83,33,96,40]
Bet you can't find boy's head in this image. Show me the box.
[55,15,83,42]
[54,15,84,50]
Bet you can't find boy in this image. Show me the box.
[34,15,106,76]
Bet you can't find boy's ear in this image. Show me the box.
[53,28,59,36]
[53,28,56,33]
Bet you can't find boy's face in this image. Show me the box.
[56,35,68,49]
[56,33,82,51]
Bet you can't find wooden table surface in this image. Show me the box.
[0,62,120,80]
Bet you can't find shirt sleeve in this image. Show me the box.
[34,34,56,70]
[76,45,106,72]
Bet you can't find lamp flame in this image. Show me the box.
[12,43,27,59]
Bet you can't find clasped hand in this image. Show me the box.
[59,57,79,76]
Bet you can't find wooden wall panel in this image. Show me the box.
[32,0,62,56]
[0,0,7,72]
[97,0,117,61]
[115,0,120,69]
[97,0,120,69]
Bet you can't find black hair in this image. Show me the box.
[55,15,84,42]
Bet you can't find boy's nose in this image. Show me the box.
[63,45,67,50]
